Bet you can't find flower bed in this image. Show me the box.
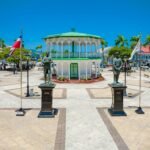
[52,76,105,84]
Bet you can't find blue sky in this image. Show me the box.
[0,0,150,50]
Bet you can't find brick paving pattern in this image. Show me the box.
[0,67,150,150]
[6,87,67,99]
[87,87,141,99]
[0,108,66,150]
[97,108,150,150]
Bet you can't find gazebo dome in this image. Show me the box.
[44,29,101,40]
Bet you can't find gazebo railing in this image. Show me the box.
[51,52,101,58]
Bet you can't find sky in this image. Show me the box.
[0,0,150,50]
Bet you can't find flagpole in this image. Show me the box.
[135,37,144,114]
[20,30,23,109]
[16,30,25,116]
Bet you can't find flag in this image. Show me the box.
[9,36,22,56]
[129,39,141,60]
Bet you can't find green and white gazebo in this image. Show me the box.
[44,29,102,80]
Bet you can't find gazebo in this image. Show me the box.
[43,29,102,80]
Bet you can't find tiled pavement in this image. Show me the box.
[86,87,141,99]
[97,108,150,150]
[0,108,66,150]
[0,67,150,150]
[5,87,67,99]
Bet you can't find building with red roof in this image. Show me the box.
[141,45,150,61]
[141,45,150,53]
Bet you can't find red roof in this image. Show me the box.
[141,45,150,53]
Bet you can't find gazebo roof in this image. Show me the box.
[44,30,101,40]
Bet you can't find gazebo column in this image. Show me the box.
[68,62,70,80]
[86,62,87,80]
[86,41,88,58]
[98,61,100,76]
[78,61,80,80]
[95,62,97,78]
[79,41,81,58]
[95,43,98,58]
[94,43,97,58]
[69,41,71,58]
[91,43,93,57]
[61,41,63,58]
[83,43,85,57]
[90,62,92,78]
[57,62,60,77]
[55,62,58,77]
[56,42,59,58]
[96,42,98,57]
[61,62,63,77]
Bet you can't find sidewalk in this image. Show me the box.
[0,68,150,150]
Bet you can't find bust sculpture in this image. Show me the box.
[112,52,123,84]
[42,52,52,84]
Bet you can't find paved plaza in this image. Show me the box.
[0,67,150,150]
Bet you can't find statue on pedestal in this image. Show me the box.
[42,52,52,84]
[38,52,56,118]
[108,52,127,116]
[112,52,123,85]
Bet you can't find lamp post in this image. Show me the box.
[13,62,16,74]
[124,56,128,96]
[26,56,30,97]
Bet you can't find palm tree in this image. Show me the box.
[36,45,42,50]
[144,35,150,46]
[101,38,108,67]
[115,35,128,47]
[0,38,6,48]
[36,45,43,58]
[130,35,140,49]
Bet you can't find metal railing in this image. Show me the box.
[51,52,101,59]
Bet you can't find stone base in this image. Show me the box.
[108,83,127,116]
[38,82,56,118]
[108,108,127,116]
[16,108,26,116]
[38,108,58,118]
[135,107,145,114]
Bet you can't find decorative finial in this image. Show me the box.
[71,28,76,32]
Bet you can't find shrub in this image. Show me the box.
[57,76,69,81]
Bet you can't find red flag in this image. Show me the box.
[9,36,22,56]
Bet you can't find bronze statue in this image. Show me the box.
[112,52,123,84]
[42,52,52,84]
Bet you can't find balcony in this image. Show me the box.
[50,52,101,59]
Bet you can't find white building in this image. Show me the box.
[44,30,102,80]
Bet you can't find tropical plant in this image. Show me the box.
[5,48,31,64]
[36,45,42,58]
[41,51,48,58]
[0,38,6,48]
[64,49,69,54]
[115,35,128,47]
[108,46,132,60]
[100,38,108,67]
[143,35,150,46]
[130,35,140,49]
[0,47,10,59]
[51,49,57,53]
[58,76,66,81]
[36,45,42,50]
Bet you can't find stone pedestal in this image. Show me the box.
[108,84,127,116]
[38,83,56,118]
